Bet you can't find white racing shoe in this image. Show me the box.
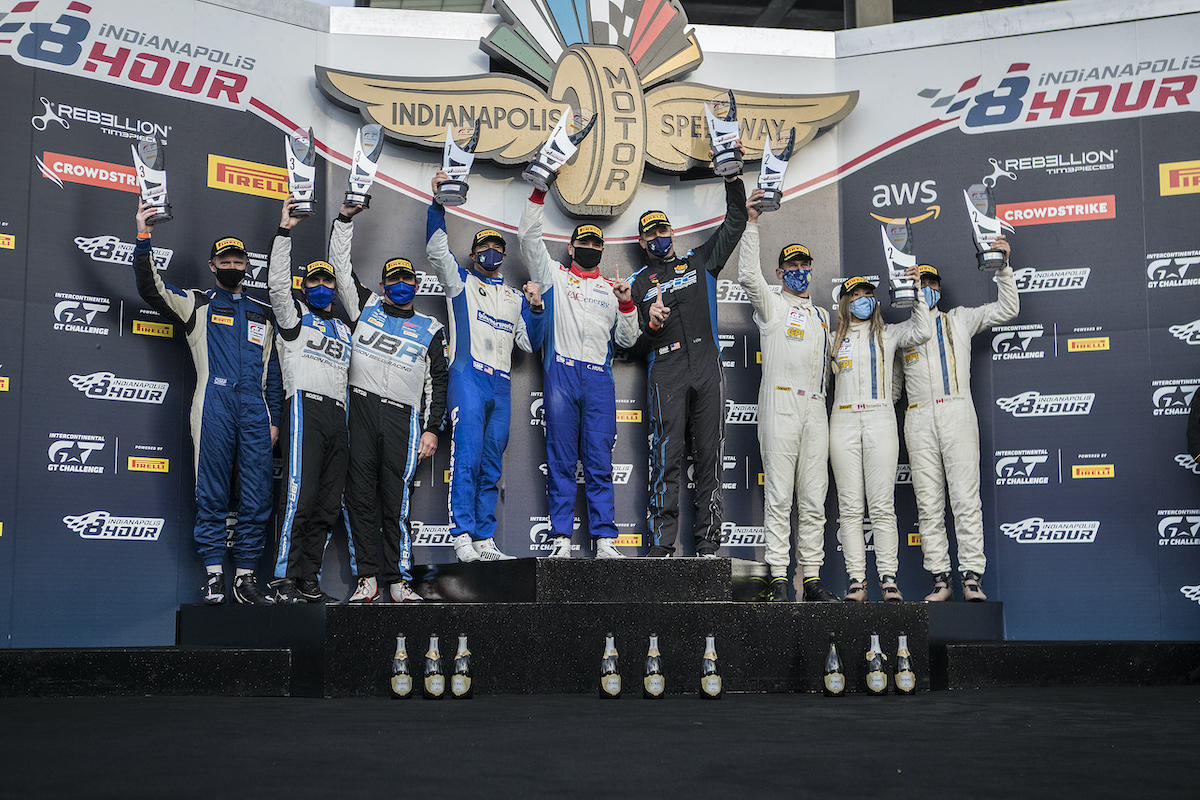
[454,533,480,563]
[474,538,515,561]
[390,581,424,602]
[347,576,378,604]
[595,538,626,559]
[547,536,572,558]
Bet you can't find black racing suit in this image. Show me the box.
[627,177,748,554]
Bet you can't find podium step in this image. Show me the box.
[943,641,1200,689]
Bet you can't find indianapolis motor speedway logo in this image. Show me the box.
[316,0,857,217]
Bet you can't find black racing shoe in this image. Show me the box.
[802,577,841,602]
[233,573,274,605]
[645,545,672,558]
[749,575,771,602]
[202,572,226,605]
[268,578,307,605]
[296,579,340,604]
[769,577,790,602]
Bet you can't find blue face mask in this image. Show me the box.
[646,236,673,258]
[781,269,810,294]
[923,286,940,309]
[384,281,417,305]
[850,295,877,320]
[475,248,504,271]
[304,284,335,308]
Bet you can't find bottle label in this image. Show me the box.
[425,675,445,695]
[867,671,887,692]
[601,675,621,696]
[452,675,471,696]
[701,675,722,696]
[644,675,664,695]
[824,673,844,693]
[391,675,411,696]
[896,671,916,692]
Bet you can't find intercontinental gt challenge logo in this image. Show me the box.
[1158,511,1200,546]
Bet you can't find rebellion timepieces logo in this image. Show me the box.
[316,0,856,217]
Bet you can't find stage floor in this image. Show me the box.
[1,687,1195,798]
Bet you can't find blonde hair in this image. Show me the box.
[834,291,885,346]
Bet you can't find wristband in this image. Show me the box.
[136,232,151,240]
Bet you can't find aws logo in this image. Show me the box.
[869,180,940,225]
[316,0,856,218]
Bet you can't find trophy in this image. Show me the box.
[964,161,1015,269]
[881,219,918,309]
[345,124,383,209]
[705,90,742,177]
[286,127,317,218]
[435,122,480,207]
[756,127,795,212]
[523,106,596,191]
[132,136,172,224]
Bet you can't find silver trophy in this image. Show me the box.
[345,124,383,209]
[964,159,1016,270]
[132,136,172,225]
[756,127,795,212]
[881,220,918,309]
[522,107,596,191]
[435,122,480,207]
[705,91,742,177]
[286,127,317,218]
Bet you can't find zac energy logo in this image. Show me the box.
[1151,379,1198,416]
[1001,517,1099,544]
[1158,510,1200,547]
[63,511,164,541]
[996,391,1094,417]
[316,0,856,217]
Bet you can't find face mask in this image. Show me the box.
[781,269,810,294]
[384,282,417,305]
[646,236,672,257]
[304,284,335,308]
[573,247,602,270]
[215,268,244,290]
[475,248,504,271]
[850,295,877,320]
[923,286,940,309]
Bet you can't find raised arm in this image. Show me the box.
[132,201,196,326]
[891,267,933,350]
[736,217,775,322]
[691,174,749,276]
[519,189,558,286]
[268,196,305,338]
[959,237,1020,335]
[426,174,466,298]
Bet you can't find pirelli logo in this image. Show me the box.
[0,377,8,391]
[616,410,642,423]
[128,457,169,473]
[0,234,14,249]
[614,533,641,547]
[443,469,451,483]
[756,352,763,364]
[1072,464,1114,479]
[133,320,174,338]
[758,472,765,486]
[207,154,289,199]
[908,533,922,546]
[292,276,303,290]
[1068,336,1109,352]
[1160,160,1200,196]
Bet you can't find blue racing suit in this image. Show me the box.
[134,237,282,569]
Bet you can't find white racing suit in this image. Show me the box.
[829,301,930,582]
[899,266,1019,577]
[737,224,833,580]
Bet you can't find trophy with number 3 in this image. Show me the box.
[881,219,918,309]
[435,122,480,207]
[964,159,1016,270]
[132,136,172,224]
[705,91,742,177]
[286,127,317,218]
[345,124,383,209]
[522,107,596,192]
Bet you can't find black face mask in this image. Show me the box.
[215,268,245,290]
[573,247,602,270]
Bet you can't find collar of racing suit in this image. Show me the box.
[304,301,335,319]
[569,264,599,279]
[381,302,414,318]
[212,284,243,300]
[470,267,505,286]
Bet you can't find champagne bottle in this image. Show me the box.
[823,634,845,697]
[423,633,445,699]
[451,633,473,699]
[894,632,916,695]
[390,634,413,699]
[864,632,888,696]
[643,633,665,699]
[599,633,621,699]
[699,633,722,699]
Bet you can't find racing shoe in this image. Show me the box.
[389,581,424,603]
[961,571,987,602]
[802,577,840,602]
[644,546,672,558]
[769,577,790,602]
[547,535,572,558]
[202,571,226,605]
[348,576,379,604]
[296,579,340,604]
[474,538,515,561]
[268,578,307,604]
[880,575,904,602]
[233,573,274,605]
[749,575,771,602]
[844,579,867,602]
[454,533,481,563]
[596,538,626,559]
[924,572,953,602]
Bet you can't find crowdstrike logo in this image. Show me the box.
[995,450,1050,485]
[1151,380,1199,416]
[719,521,765,547]
[75,235,172,271]
[1146,251,1200,288]
[991,324,1046,359]
[409,520,454,546]
[725,401,758,424]
[996,391,1094,417]
[63,511,164,541]
[1175,454,1200,475]
[1169,319,1200,345]
[1012,267,1091,293]
[1158,511,1200,546]
[1000,517,1099,543]
[47,432,106,474]
[53,292,111,335]
[69,372,168,404]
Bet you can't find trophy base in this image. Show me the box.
[289,200,316,219]
[976,248,1008,271]
[146,204,173,225]
[890,287,919,309]
[713,149,743,177]
[434,181,469,207]
[757,188,781,212]
[344,191,371,209]
[522,162,557,193]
